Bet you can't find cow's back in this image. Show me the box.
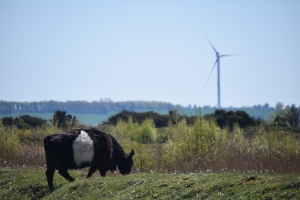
[44,132,78,169]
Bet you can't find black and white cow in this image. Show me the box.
[43,128,135,190]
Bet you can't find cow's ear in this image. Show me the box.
[129,149,135,158]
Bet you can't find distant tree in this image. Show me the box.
[206,109,255,130]
[284,104,300,127]
[263,103,270,109]
[0,100,178,114]
[275,102,284,111]
[168,109,178,116]
[268,102,285,126]
[1,117,13,126]
[51,110,78,130]
[0,101,14,114]
[273,115,287,127]
[14,115,47,129]
[1,115,47,129]
[105,110,176,128]
[105,110,135,125]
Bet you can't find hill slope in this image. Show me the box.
[0,167,299,199]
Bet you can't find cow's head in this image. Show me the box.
[118,149,135,175]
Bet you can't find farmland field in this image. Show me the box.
[0,108,276,125]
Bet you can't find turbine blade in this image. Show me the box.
[199,29,218,54]
[201,59,218,94]
[206,36,218,54]
[220,54,241,57]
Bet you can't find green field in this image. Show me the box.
[0,167,299,199]
[0,108,276,125]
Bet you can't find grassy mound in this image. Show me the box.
[0,167,299,199]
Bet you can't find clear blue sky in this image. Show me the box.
[1,0,299,108]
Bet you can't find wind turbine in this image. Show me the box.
[202,36,237,109]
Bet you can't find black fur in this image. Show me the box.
[44,128,135,190]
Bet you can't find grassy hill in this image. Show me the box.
[1,167,299,199]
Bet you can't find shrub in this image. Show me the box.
[133,119,157,144]
[0,121,21,161]
[161,117,226,172]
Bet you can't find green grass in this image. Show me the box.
[1,167,299,199]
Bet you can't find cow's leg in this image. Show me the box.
[58,168,75,182]
[46,164,55,190]
[45,150,55,190]
[99,169,107,177]
[86,165,98,178]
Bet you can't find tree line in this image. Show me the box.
[105,109,260,130]
[1,110,78,131]
[103,105,299,129]
[2,104,299,130]
[1,100,292,115]
[2,109,258,130]
[0,100,175,114]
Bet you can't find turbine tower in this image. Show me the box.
[203,36,236,109]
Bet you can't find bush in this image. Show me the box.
[0,121,21,160]
[133,119,157,144]
[205,109,256,130]
[161,117,226,172]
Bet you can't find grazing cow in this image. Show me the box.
[43,128,135,190]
